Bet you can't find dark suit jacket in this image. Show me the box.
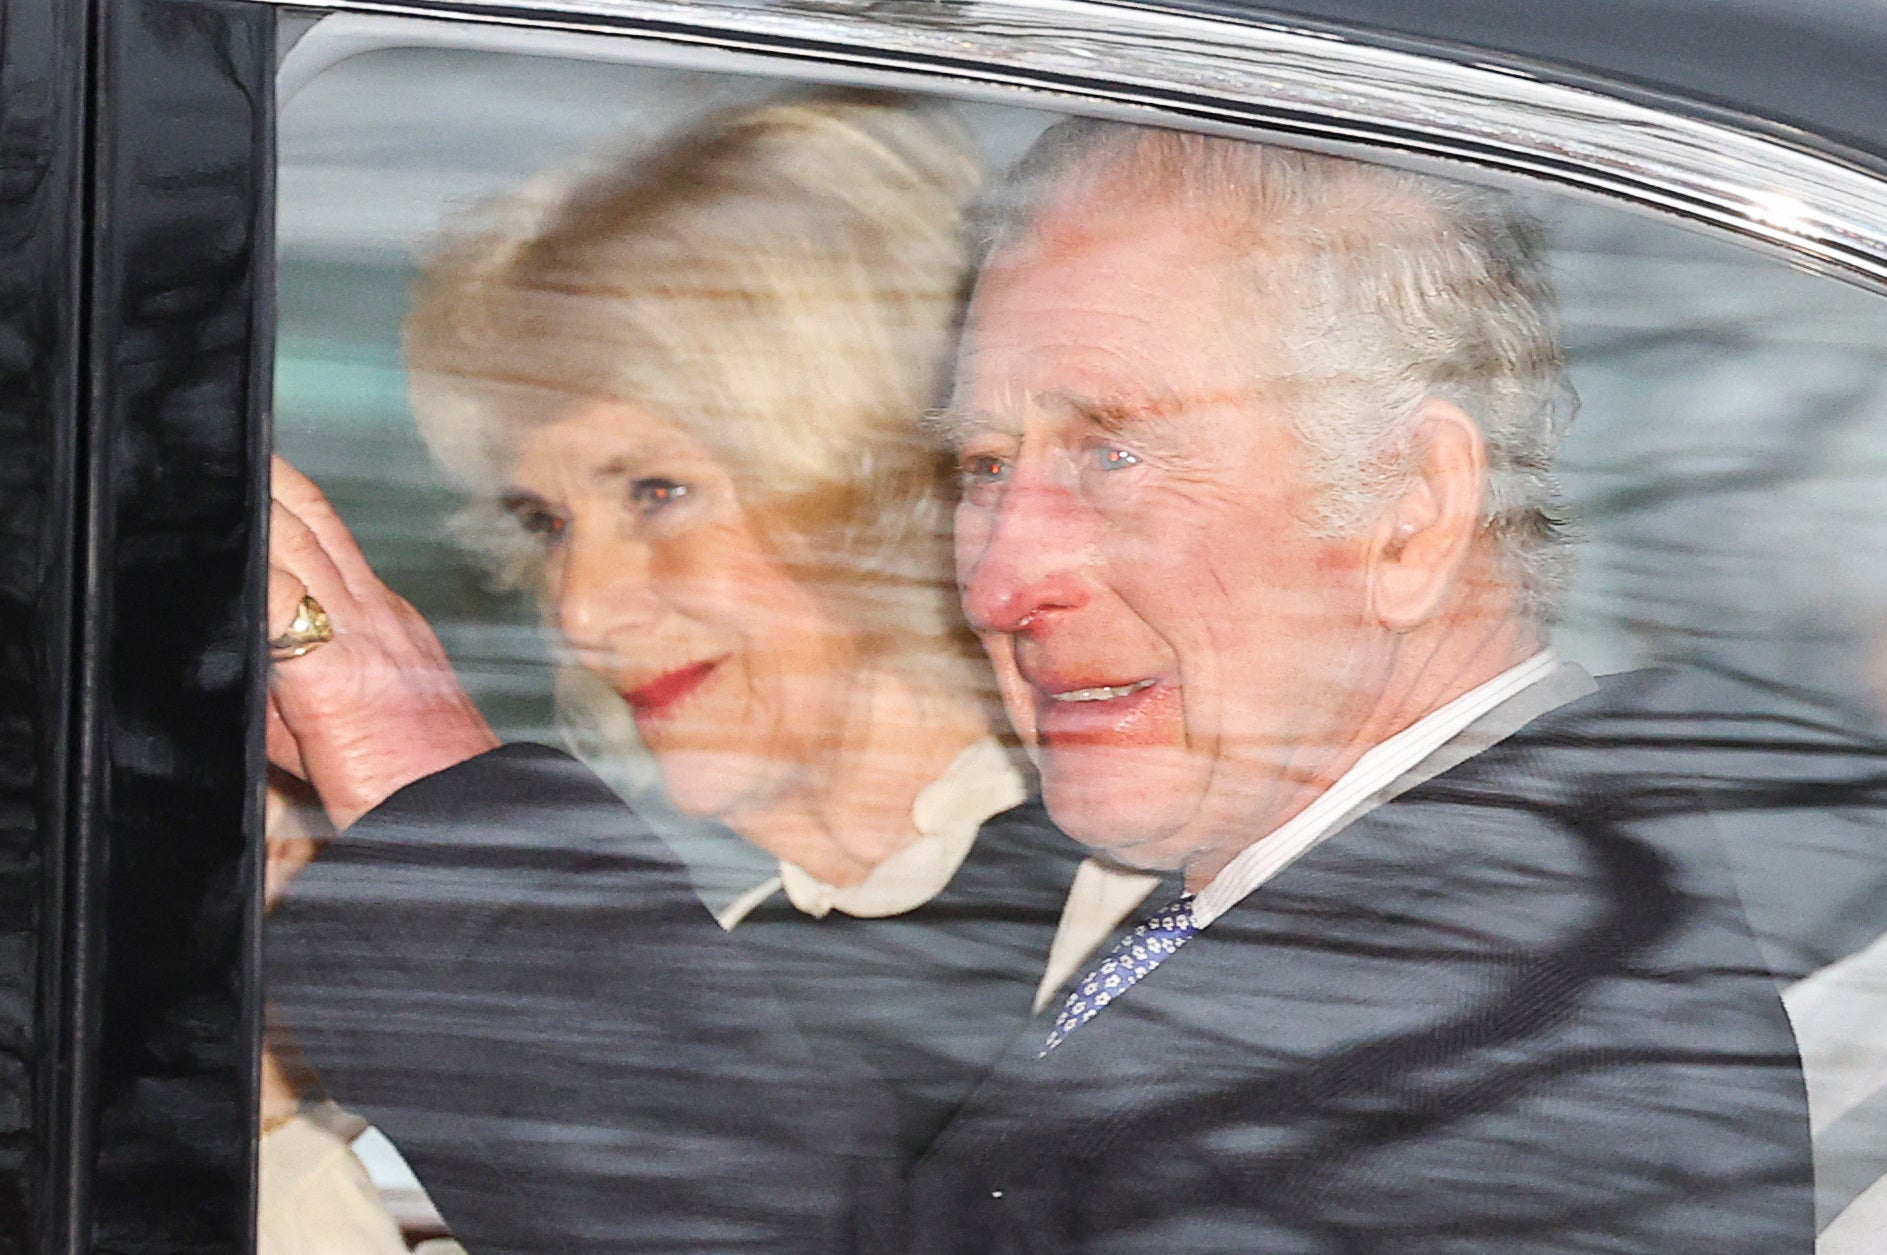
[267,746,1082,1253]
[1585,662,1887,984]
[907,668,1813,1253]
[271,669,1821,1253]
[730,798,1090,1166]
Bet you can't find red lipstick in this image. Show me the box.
[624,658,719,720]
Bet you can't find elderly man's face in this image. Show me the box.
[951,195,1393,873]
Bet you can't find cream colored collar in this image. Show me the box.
[717,737,1026,928]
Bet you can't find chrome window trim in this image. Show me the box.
[258,0,1887,293]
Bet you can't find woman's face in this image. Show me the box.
[502,400,860,820]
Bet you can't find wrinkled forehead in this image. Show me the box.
[945,195,1300,442]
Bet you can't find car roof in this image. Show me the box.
[1156,0,1887,166]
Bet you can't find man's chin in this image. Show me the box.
[1038,762,1202,871]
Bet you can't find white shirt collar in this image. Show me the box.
[718,736,1026,928]
[1190,649,1566,929]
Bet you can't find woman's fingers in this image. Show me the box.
[268,564,311,642]
[271,455,381,600]
[270,500,356,617]
[266,458,501,829]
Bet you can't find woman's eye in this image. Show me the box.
[958,453,1008,487]
[1091,446,1140,472]
[629,478,690,513]
[506,501,568,544]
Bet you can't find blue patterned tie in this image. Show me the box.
[1041,895,1198,1055]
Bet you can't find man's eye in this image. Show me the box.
[1091,446,1140,472]
[959,453,1009,486]
[629,478,690,513]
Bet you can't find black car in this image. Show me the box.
[6,1,1887,1250]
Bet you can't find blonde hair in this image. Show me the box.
[405,91,985,667]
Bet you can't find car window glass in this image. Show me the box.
[265,27,1887,1253]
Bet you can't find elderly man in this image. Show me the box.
[903,121,1809,1251]
[266,121,1811,1252]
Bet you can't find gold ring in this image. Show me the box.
[269,593,334,661]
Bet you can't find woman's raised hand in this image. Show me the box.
[268,455,499,830]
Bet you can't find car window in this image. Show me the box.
[263,18,1887,1253]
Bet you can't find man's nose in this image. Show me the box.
[959,468,1091,635]
[554,525,660,656]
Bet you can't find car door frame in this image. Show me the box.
[11,0,1887,1250]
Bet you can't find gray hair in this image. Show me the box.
[981,121,1579,621]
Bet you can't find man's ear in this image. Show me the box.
[1365,398,1487,632]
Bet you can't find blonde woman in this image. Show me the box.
[405,89,1153,1149]
[265,93,1155,1248]
[411,91,1022,925]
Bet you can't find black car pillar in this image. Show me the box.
[0,1,272,1250]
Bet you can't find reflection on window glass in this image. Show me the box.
[263,24,1887,1255]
